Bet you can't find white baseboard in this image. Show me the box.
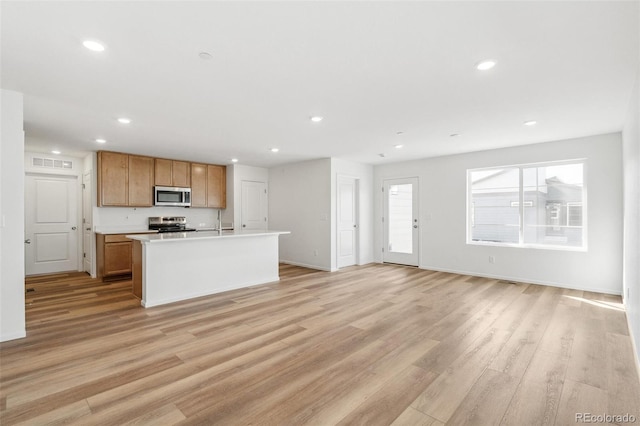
[419,265,622,296]
[0,330,26,342]
[624,301,640,383]
[280,260,334,272]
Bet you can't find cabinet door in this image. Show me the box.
[190,163,207,207]
[104,241,132,276]
[154,158,173,186]
[207,165,226,209]
[129,155,154,206]
[172,161,191,187]
[98,151,128,206]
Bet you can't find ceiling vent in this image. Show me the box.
[32,157,73,169]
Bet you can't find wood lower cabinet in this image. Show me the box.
[155,159,190,187]
[190,163,226,208]
[96,233,149,282]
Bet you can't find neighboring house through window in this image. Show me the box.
[467,160,586,250]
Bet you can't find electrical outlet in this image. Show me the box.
[489,255,495,264]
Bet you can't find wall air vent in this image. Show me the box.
[32,157,73,169]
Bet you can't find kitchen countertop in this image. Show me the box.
[126,229,290,243]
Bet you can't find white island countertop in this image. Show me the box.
[127,229,290,243]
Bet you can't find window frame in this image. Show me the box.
[466,159,587,252]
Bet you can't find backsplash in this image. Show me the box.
[94,206,219,230]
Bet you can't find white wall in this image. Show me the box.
[94,206,218,231]
[331,158,374,269]
[269,159,332,270]
[374,133,623,295]
[1,89,26,342]
[622,68,640,367]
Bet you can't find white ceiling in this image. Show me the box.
[2,1,638,168]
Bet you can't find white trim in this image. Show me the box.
[0,330,26,342]
[418,265,622,296]
[280,259,336,272]
[624,300,640,383]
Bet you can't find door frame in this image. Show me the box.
[382,176,420,267]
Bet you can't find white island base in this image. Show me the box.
[128,230,289,308]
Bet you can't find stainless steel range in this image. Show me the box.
[148,216,196,233]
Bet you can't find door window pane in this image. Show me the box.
[388,183,413,253]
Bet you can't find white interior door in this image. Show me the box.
[241,180,267,230]
[82,172,92,274]
[337,176,358,268]
[383,177,419,266]
[25,174,78,275]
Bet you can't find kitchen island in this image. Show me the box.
[127,230,290,307]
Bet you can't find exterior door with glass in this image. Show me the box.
[383,177,419,266]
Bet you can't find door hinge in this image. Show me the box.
[264,189,267,194]
[382,216,384,222]
[382,187,384,192]
[382,247,384,252]
[82,183,86,189]
[83,253,86,258]
[264,217,267,222]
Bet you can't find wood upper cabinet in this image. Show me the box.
[128,155,154,207]
[190,163,226,208]
[98,151,154,207]
[190,163,208,208]
[155,159,190,187]
[98,151,129,206]
[207,165,226,209]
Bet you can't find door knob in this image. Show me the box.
[24,239,31,244]
[413,225,418,228]
[243,224,246,228]
[71,226,77,230]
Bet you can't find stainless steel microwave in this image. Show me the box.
[154,186,191,207]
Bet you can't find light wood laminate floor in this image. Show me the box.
[1,264,638,425]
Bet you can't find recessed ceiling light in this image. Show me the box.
[395,144,404,149]
[396,131,404,135]
[450,133,460,137]
[476,60,496,71]
[310,116,323,123]
[270,148,279,153]
[117,117,131,124]
[95,138,107,144]
[83,40,106,52]
[523,120,537,126]
[379,153,386,158]
[51,150,61,155]
[231,158,239,163]
[199,52,213,60]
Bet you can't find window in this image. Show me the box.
[468,160,586,249]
